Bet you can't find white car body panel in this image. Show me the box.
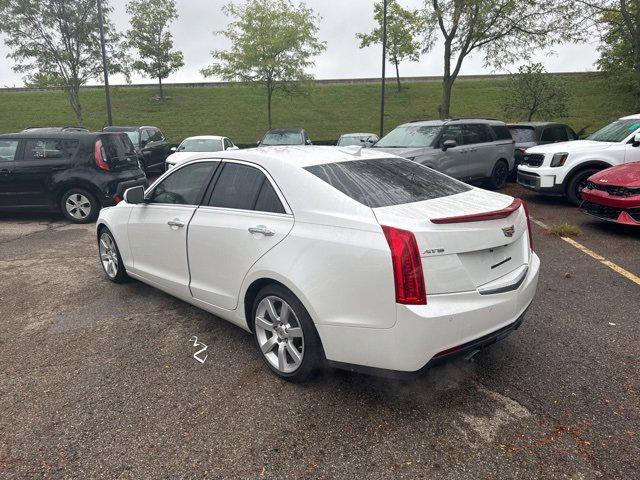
[165,136,237,169]
[98,146,540,373]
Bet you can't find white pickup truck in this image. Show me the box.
[517,114,640,205]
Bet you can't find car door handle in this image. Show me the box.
[167,218,185,228]
[248,225,275,236]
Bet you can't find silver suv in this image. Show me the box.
[372,118,515,189]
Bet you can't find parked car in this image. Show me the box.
[22,126,89,133]
[508,122,578,169]
[580,162,640,226]
[371,118,515,189]
[166,136,238,169]
[518,114,640,205]
[258,128,312,146]
[0,130,146,223]
[102,125,171,173]
[96,146,539,382]
[337,133,379,147]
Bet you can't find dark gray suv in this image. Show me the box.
[372,118,515,189]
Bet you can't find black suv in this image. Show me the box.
[102,125,171,173]
[0,130,147,223]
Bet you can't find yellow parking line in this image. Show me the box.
[530,218,640,286]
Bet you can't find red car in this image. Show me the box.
[580,162,640,226]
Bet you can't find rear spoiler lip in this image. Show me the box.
[430,198,522,224]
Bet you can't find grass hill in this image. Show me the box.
[0,75,630,145]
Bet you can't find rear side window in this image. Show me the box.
[491,125,512,140]
[541,126,569,142]
[208,163,285,213]
[305,157,471,208]
[508,127,536,143]
[22,139,79,160]
[460,124,492,144]
[0,139,19,161]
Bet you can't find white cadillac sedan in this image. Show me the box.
[96,146,540,382]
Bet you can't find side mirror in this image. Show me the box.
[123,185,145,204]
[256,140,261,146]
[305,138,312,145]
[634,133,640,146]
[442,139,457,151]
[229,145,239,150]
[170,146,177,153]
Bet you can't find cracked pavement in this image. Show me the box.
[0,185,638,479]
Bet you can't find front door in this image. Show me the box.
[0,138,21,207]
[188,161,294,310]
[434,125,468,180]
[127,160,219,297]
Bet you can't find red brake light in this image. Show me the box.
[381,226,426,305]
[113,195,122,204]
[521,199,534,252]
[94,139,110,171]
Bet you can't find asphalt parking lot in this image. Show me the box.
[1,183,638,479]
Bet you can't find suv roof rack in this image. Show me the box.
[447,117,500,121]
[21,126,89,132]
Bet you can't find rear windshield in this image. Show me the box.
[262,131,303,146]
[508,127,536,143]
[337,136,366,147]
[305,157,471,208]
[101,134,138,165]
[178,138,223,152]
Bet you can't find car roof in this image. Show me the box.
[399,118,506,128]
[507,122,566,127]
[181,135,226,141]
[103,125,157,131]
[0,130,100,139]
[619,114,640,120]
[340,133,377,137]
[265,128,305,133]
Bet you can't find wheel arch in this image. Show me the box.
[562,160,612,190]
[55,180,104,208]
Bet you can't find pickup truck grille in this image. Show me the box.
[581,201,622,220]
[584,181,640,198]
[520,153,544,167]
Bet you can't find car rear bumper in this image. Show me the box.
[319,252,540,374]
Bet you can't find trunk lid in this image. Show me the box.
[373,188,531,294]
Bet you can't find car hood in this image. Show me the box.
[370,146,432,158]
[527,140,615,154]
[589,162,640,187]
[166,152,201,165]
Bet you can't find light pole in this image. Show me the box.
[379,0,388,138]
[97,0,113,126]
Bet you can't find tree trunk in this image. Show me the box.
[394,59,401,92]
[159,77,164,101]
[267,85,273,129]
[67,84,83,126]
[439,38,453,119]
[527,110,534,122]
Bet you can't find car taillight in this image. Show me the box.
[94,139,110,171]
[114,195,122,204]
[381,226,426,305]
[521,199,534,252]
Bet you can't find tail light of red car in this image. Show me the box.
[381,226,426,305]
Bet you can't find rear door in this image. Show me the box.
[188,161,294,309]
[127,161,219,296]
[11,138,79,207]
[0,138,21,207]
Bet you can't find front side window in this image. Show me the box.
[305,157,471,208]
[374,125,442,148]
[438,125,464,146]
[23,139,79,160]
[208,163,285,213]
[588,119,640,142]
[140,129,150,145]
[0,139,19,162]
[178,138,223,152]
[150,129,164,142]
[541,126,568,142]
[150,162,218,205]
[223,138,233,149]
[125,131,139,145]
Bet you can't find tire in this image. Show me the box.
[487,160,509,190]
[251,284,323,383]
[566,168,599,206]
[60,188,100,223]
[98,227,128,283]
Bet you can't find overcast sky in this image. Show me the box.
[0,0,600,87]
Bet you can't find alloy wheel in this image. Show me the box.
[65,193,92,220]
[99,232,119,279]
[254,296,304,373]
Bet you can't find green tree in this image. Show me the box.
[502,63,568,121]
[0,0,125,125]
[356,0,431,92]
[126,0,184,101]
[426,0,576,119]
[201,0,326,129]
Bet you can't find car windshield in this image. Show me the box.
[587,119,640,142]
[125,131,139,144]
[262,131,304,145]
[508,127,537,143]
[373,125,442,148]
[178,138,223,152]
[337,136,368,147]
